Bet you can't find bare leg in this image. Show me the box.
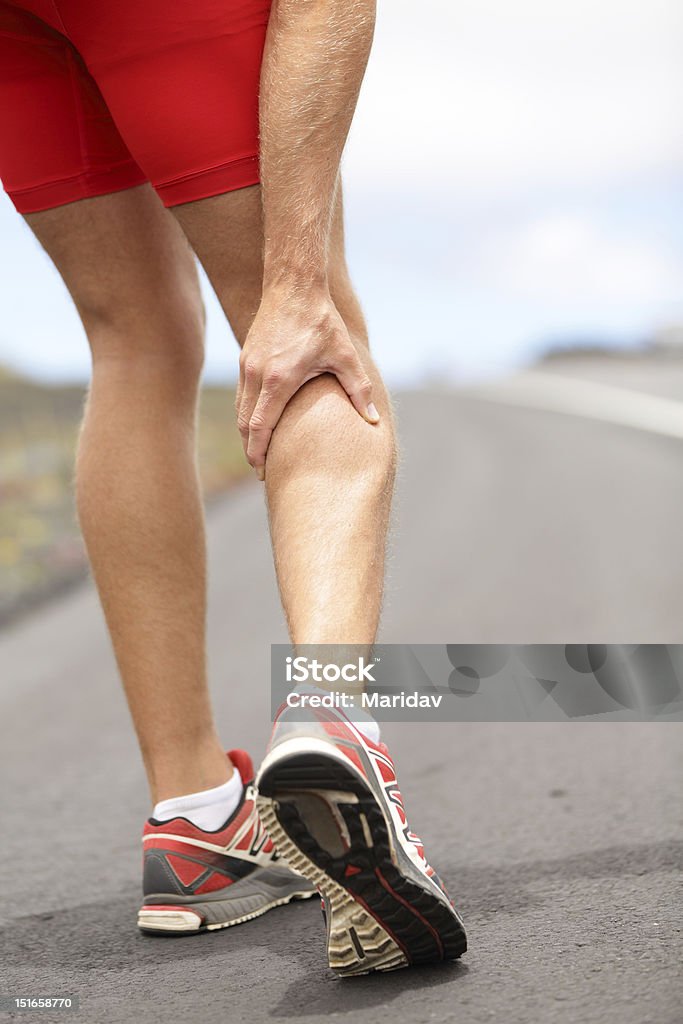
[174,184,397,647]
[26,186,229,803]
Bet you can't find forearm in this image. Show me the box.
[259,0,376,288]
[236,0,378,477]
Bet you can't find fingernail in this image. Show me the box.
[255,466,265,482]
[366,403,380,423]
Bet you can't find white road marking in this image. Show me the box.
[469,371,683,441]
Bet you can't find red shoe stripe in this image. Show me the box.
[194,871,234,895]
[166,854,207,887]
[374,867,444,959]
[143,838,243,871]
[234,823,254,851]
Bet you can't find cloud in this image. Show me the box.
[473,215,683,306]
[346,0,683,195]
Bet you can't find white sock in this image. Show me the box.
[292,683,381,745]
[152,769,243,832]
[353,714,381,745]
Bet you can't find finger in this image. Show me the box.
[247,371,301,479]
[235,375,243,418]
[333,351,379,424]
[236,346,248,414]
[236,358,261,463]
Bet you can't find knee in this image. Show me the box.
[81,278,206,386]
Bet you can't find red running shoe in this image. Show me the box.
[255,707,467,975]
[138,749,316,934]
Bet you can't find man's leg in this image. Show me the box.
[174,187,466,971]
[174,184,397,646]
[25,186,230,803]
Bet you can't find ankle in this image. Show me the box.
[146,739,232,805]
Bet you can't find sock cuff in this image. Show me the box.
[153,768,243,825]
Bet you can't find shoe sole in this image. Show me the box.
[138,868,316,935]
[256,743,467,977]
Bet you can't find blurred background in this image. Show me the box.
[1,0,682,623]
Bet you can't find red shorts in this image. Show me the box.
[0,0,270,213]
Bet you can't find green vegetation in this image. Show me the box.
[0,366,248,624]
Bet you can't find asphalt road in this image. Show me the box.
[2,360,682,1024]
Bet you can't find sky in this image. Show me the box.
[0,0,681,386]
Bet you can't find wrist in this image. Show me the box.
[261,263,330,298]
[262,216,330,293]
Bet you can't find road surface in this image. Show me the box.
[2,361,682,1023]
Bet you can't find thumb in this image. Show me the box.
[334,351,379,424]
